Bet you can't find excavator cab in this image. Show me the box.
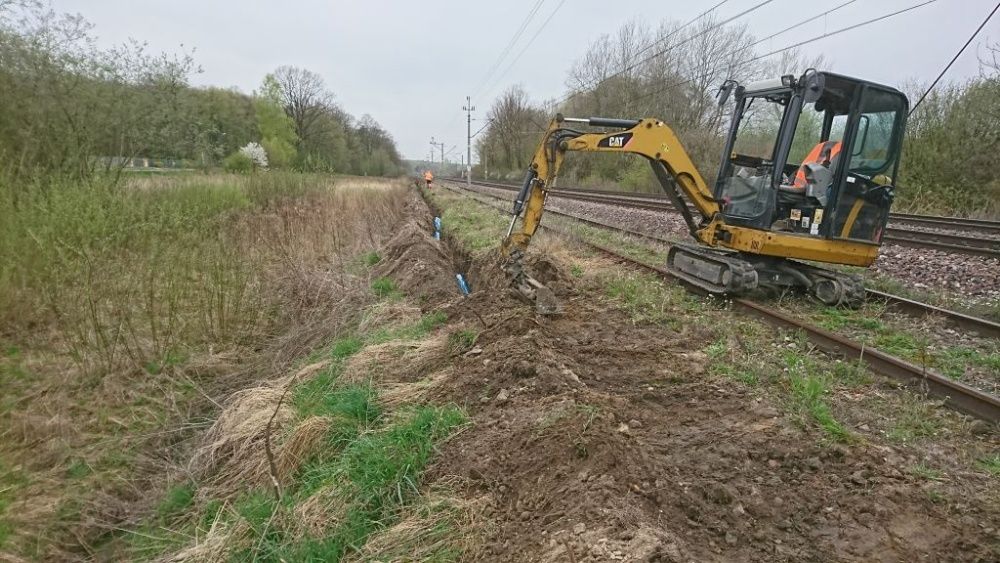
[715,70,908,245]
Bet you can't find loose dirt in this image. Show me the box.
[403,187,1000,562]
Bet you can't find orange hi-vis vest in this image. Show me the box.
[793,140,842,189]
[424,171,433,181]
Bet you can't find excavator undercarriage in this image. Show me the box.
[666,244,864,306]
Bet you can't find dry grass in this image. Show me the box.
[0,174,413,560]
[189,360,330,497]
[344,332,451,385]
[345,489,490,562]
[274,416,331,485]
[166,518,250,563]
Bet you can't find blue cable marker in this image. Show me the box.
[455,274,471,296]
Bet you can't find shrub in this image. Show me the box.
[223,151,253,173]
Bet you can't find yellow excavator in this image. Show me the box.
[501,70,909,306]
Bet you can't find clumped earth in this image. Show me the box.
[424,290,997,561]
[413,186,999,561]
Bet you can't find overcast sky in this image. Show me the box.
[52,0,1000,161]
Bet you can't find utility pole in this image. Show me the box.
[430,137,445,172]
[463,96,475,185]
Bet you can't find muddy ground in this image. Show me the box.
[390,186,1000,562]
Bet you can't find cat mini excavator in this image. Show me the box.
[501,70,909,306]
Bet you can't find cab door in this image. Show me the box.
[827,86,908,243]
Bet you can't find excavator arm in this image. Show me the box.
[501,114,723,258]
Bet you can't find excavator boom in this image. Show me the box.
[501,115,721,258]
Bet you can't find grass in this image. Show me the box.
[368,311,448,344]
[371,276,403,300]
[448,329,478,354]
[911,463,944,481]
[603,271,703,328]
[232,405,467,562]
[815,304,1000,382]
[214,281,463,561]
[976,454,1000,476]
[0,173,411,560]
[362,251,381,267]
[427,192,509,255]
[886,398,942,443]
[787,369,851,442]
[0,459,23,550]
[156,483,196,520]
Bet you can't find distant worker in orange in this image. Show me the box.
[423,170,434,189]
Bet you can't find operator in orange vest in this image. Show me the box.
[792,140,842,190]
[423,170,434,189]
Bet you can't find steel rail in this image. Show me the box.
[437,180,1000,421]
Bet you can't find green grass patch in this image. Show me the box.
[565,221,664,265]
[448,329,478,354]
[816,306,885,332]
[936,346,1000,380]
[603,272,701,328]
[431,194,510,255]
[156,483,196,520]
[65,459,92,480]
[369,311,448,344]
[886,399,942,443]
[237,405,467,562]
[330,336,364,359]
[813,304,1000,383]
[0,460,22,549]
[781,351,851,442]
[362,251,381,267]
[292,364,380,429]
[976,454,1000,476]
[371,276,403,300]
[910,463,944,481]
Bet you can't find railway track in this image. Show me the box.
[438,179,1000,422]
[460,179,1000,258]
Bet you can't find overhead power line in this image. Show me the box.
[553,0,776,108]
[625,0,937,106]
[747,0,857,50]
[909,0,1000,115]
[481,0,569,99]
[472,0,547,98]
[631,0,733,61]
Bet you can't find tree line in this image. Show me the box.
[0,1,403,179]
[475,16,999,215]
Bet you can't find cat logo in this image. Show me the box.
[597,131,633,149]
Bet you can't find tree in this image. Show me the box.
[255,74,298,168]
[271,66,334,147]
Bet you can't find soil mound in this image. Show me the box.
[376,189,465,306]
[426,287,997,562]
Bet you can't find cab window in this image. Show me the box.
[848,89,905,174]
